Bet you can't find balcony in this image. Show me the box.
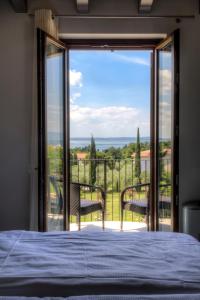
[48,158,171,232]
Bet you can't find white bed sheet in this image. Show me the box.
[0,231,200,297]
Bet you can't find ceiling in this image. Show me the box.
[9,0,197,19]
[9,0,156,14]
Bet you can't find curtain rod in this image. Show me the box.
[29,14,195,19]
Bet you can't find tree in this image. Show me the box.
[135,128,141,185]
[105,147,122,160]
[89,135,97,185]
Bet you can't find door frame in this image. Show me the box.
[64,41,157,231]
[37,33,179,232]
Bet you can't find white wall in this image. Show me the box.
[0,0,33,230]
[0,0,200,230]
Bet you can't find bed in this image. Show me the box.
[0,231,200,297]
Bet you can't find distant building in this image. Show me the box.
[131,150,151,172]
[131,150,151,160]
[76,152,87,160]
[131,149,171,172]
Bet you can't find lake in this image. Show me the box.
[48,133,150,150]
[70,137,150,151]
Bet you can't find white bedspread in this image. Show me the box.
[0,231,200,297]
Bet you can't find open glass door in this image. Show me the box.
[154,30,179,232]
[37,29,69,231]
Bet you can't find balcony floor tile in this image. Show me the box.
[48,214,147,232]
[70,221,147,232]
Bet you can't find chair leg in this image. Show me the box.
[102,209,105,231]
[121,209,124,231]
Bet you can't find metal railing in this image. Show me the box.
[69,158,171,222]
[47,157,171,223]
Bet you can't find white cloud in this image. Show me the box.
[70,92,81,104]
[113,53,150,66]
[70,104,150,137]
[49,67,150,138]
[46,103,150,137]
[158,69,172,139]
[160,101,170,108]
[159,100,172,139]
[69,69,83,87]
[159,69,171,95]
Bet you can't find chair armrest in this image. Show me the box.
[71,182,106,208]
[121,183,150,203]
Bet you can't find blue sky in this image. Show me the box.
[47,49,172,139]
[70,50,152,138]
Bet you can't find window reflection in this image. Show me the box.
[158,44,172,231]
[46,40,64,231]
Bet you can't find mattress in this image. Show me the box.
[0,231,200,297]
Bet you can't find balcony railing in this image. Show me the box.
[47,157,171,230]
[69,158,171,223]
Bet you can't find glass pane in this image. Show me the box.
[158,43,173,231]
[46,39,64,231]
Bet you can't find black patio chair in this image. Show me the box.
[121,183,172,231]
[70,182,106,230]
[49,176,106,230]
[121,183,150,231]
